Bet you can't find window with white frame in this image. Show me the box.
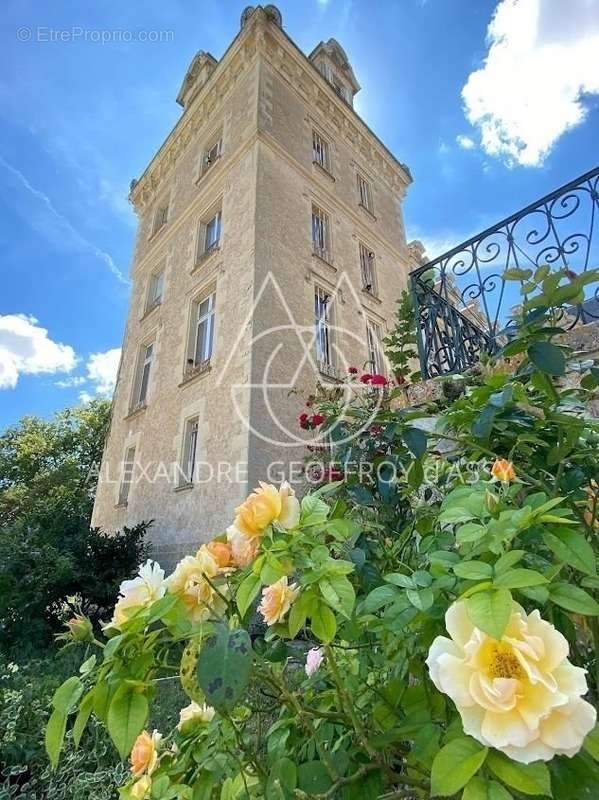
[197,210,222,261]
[312,130,331,173]
[312,205,331,263]
[359,243,377,294]
[118,445,136,505]
[314,286,334,370]
[132,342,154,409]
[187,290,216,373]
[202,135,222,174]
[180,417,199,485]
[151,202,168,236]
[146,269,164,311]
[366,319,385,375]
[357,174,373,213]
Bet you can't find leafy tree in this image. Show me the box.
[0,401,149,646]
[383,289,421,383]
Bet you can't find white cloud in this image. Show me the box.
[456,134,475,150]
[85,348,121,397]
[0,155,129,283]
[55,375,87,388]
[0,314,77,389]
[462,0,599,166]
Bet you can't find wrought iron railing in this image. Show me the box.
[410,166,599,378]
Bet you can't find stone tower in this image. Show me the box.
[91,5,415,566]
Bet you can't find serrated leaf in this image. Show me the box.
[236,573,262,617]
[107,685,148,759]
[545,530,597,576]
[454,561,494,581]
[494,551,525,574]
[494,568,548,589]
[431,736,488,796]
[361,585,398,613]
[487,751,552,796]
[528,341,565,376]
[549,584,599,615]
[406,586,434,611]
[467,588,512,639]
[319,575,355,619]
[463,777,513,800]
[51,676,84,715]
[198,624,253,712]
[310,601,337,642]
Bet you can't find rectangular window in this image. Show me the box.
[151,203,168,236]
[359,243,377,294]
[202,137,222,174]
[312,205,331,263]
[314,287,333,370]
[312,130,331,173]
[197,210,222,261]
[186,290,216,376]
[118,445,136,505]
[132,342,154,409]
[147,270,164,310]
[181,417,199,485]
[366,320,385,375]
[357,174,373,213]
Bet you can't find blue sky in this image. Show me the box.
[1,0,598,429]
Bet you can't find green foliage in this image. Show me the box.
[0,400,150,645]
[383,289,421,383]
[39,264,599,799]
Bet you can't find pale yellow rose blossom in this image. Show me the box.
[130,730,162,777]
[166,548,225,622]
[177,701,216,730]
[130,775,152,800]
[427,600,596,763]
[258,576,300,626]
[110,561,166,628]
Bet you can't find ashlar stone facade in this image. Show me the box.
[91,5,419,566]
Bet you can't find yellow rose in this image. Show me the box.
[491,459,516,482]
[130,775,152,800]
[203,541,233,569]
[257,576,300,626]
[130,730,161,777]
[427,601,596,763]
[229,531,259,567]
[231,481,300,541]
[166,552,224,622]
[177,701,216,731]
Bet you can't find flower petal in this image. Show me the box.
[426,636,460,690]
[540,697,597,753]
[445,600,475,647]
[481,708,537,749]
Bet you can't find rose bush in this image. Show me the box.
[46,266,599,798]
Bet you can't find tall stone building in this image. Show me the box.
[92,5,417,566]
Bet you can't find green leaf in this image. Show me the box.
[430,736,488,796]
[583,722,599,761]
[494,569,548,589]
[406,586,434,611]
[463,777,512,800]
[467,588,512,639]
[311,601,337,642]
[45,708,67,769]
[503,268,533,281]
[297,762,332,794]
[549,584,599,615]
[319,575,355,619]
[384,572,415,588]
[528,341,565,376]
[487,751,552,796]
[300,495,330,526]
[407,458,424,489]
[73,689,94,747]
[361,585,398,613]
[107,685,148,759]
[51,676,84,715]
[545,529,597,576]
[267,757,297,798]
[288,591,312,638]
[456,523,487,545]
[403,427,427,459]
[454,561,494,581]
[198,624,253,712]
[494,551,525,574]
[236,573,262,617]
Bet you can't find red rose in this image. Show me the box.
[312,413,326,426]
[360,373,373,384]
[299,412,309,430]
[306,400,313,407]
[370,374,388,386]
[348,366,358,374]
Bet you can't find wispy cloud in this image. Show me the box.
[462,0,599,166]
[85,348,121,397]
[456,134,475,150]
[0,155,129,284]
[0,314,77,390]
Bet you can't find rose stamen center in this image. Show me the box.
[488,647,524,679]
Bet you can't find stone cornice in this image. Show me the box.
[129,8,412,212]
